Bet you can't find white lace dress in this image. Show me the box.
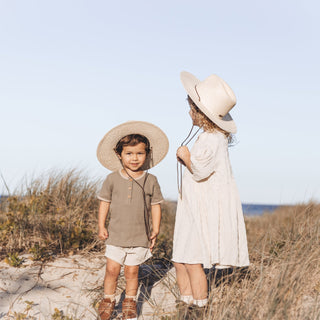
[172,131,250,269]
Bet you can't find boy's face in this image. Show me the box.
[118,142,147,172]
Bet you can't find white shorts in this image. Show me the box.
[105,245,152,266]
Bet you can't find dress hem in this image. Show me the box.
[171,258,250,269]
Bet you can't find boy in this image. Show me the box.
[96,121,169,320]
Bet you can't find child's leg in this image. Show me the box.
[173,262,193,319]
[99,258,121,320]
[185,263,208,305]
[104,258,121,296]
[124,265,139,296]
[174,262,192,296]
[122,265,139,320]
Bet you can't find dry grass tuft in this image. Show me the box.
[0,169,101,259]
[201,203,320,319]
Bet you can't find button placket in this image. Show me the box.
[127,178,133,202]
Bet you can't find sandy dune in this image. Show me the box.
[0,253,177,319]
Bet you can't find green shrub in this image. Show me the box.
[4,252,24,267]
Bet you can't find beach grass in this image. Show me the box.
[0,170,101,260]
[1,170,319,319]
[201,203,320,319]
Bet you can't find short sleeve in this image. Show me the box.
[98,175,113,202]
[150,176,164,205]
[190,134,219,182]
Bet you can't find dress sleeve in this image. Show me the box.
[190,134,219,182]
[97,175,113,202]
[150,176,164,205]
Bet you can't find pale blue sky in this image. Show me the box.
[1,0,319,204]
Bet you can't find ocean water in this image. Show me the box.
[242,203,279,216]
[0,195,279,217]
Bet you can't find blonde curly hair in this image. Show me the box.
[187,96,234,144]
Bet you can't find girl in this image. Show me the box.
[172,71,250,317]
[96,121,169,320]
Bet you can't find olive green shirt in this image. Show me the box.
[98,170,163,247]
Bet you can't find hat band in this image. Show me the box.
[195,85,201,102]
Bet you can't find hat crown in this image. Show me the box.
[180,71,237,133]
[196,74,236,117]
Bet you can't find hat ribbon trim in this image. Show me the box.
[194,85,201,102]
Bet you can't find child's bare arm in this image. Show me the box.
[149,203,161,251]
[176,146,193,174]
[98,200,110,240]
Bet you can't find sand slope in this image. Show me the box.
[0,253,177,319]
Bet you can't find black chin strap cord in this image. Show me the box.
[177,125,201,198]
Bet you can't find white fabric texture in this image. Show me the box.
[172,131,250,269]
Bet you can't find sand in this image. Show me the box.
[0,253,177,319]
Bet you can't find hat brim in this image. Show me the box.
[180,71,237,133]
[97,121,169,171]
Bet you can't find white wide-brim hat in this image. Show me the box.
[97,121,169,171]
[180,71,237,133]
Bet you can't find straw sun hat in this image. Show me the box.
[180,71,237,133]
[97,121,169,171]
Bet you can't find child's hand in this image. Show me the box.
[176,146,190,165]
[149,232,158,252]
[177,157,186,166]
[98,227,109,240]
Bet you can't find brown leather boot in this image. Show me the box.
[122,297,137,320]
[98,297,115,320]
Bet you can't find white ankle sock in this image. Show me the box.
[104,294,115,301]
[180,295,193,304]
[125,294,136,301]
[193,298,207,307]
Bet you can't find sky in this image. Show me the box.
[0,0,319,204]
